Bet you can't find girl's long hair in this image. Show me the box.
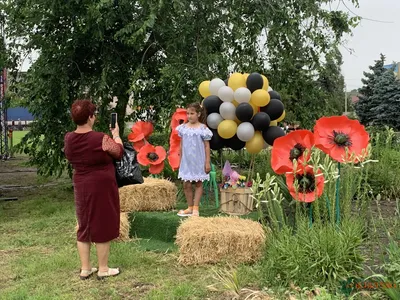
[187,102,207,124]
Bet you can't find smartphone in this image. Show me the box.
[110,113,117,129]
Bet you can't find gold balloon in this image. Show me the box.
[218,120,238,139]
[245,131,264,154]
[199,81,211,98]
[251,89,270,107]
[228,73,246,91]
[243,73,250,82]
[249,100,258,116]
[234,117,242,125]
[270,120,278,126]
[232,100,239,107]
[276,111,286,122]
[262,75,269,90]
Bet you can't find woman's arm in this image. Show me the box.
[102,135,124,160]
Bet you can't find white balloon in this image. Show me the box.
[268,86,273,92]
[207,113,223,130]
[237,122,255,142]
[218,86,234,102]
[209,78,226,95]
[234,87,251,103]
[219,102,236,120]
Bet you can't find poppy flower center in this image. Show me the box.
[147,152,159,162]
[332,131,352,147]
[289,143,306,161]
[295,173,315,194]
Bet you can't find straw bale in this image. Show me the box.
[175,216,266,265]
[116,212,131,242]
[119,177,177,212]
[74,213,131,242]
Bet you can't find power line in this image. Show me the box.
[340,0,395,24]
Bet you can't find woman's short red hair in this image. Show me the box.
[71,99,96,125]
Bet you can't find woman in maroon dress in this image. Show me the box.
[64,99,123,280]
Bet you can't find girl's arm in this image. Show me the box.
[204,140,211,173]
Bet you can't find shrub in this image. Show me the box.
[261,218,366,290]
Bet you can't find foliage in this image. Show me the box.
[2,0,360,176]
[366,127,400,199]
[368,70,400,130]
[355,54,386,125]
[261,218,366,290]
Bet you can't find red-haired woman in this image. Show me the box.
[64,99,123,280]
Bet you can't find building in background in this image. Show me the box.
[384,62,400,79]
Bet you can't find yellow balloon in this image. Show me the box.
[245,131,264,154]
[243,73,250,82]
[232,100,239,107]
[228,73,246,91]
[270,120,278,126]
[218,120,238,139]
[199,80,211,98]
[276,111,286,122]
[251,89,270,107]
[262,75,269,90]
[249,100,258,116]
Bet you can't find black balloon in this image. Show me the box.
[260,99,284,121]
[209,129,225,150]
[262,126,285,146]
[203,95,223,114]
[246,72,264,93]
[236,103,254,122]
[269,90,281,100]
[252,112,271,131]
[225,135,246,151]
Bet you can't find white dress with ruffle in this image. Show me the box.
[177,124,213,182]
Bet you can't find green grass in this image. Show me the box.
[10,130,29,146]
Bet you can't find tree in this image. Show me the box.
[2,0,360,176]
[368,69,400,130]
[355,54,386,124]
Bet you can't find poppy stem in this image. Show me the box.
[335,162,341,226]
[325,194,331,220]
[309,203,313,228]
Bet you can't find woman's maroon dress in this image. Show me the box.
[64,131,123,243]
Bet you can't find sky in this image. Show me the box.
[20,0,399,92]
[337,0,400,91]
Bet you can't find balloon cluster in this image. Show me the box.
[199,72,286,154]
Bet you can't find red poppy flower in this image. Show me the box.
[128,121,154,151]
[286,165,324,203]
[271,130,314,174]
[171,108,188,133]
[314,116,369,163]
[137,144,166,174]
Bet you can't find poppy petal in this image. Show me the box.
[168,152,180,170]
[133,140,146,152]
[148,146,167,165]
[137,144,155,166]
[149,161,165,174]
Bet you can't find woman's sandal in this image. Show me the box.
[97,267,121,280]
[191,210,199,217]
[80,267,98,280]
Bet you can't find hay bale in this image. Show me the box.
[175,217,266,265]
[116,212,131,242]
[119,177,177,212]
[74,213,131,242]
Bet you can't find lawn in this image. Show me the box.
[0,156,262,300]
